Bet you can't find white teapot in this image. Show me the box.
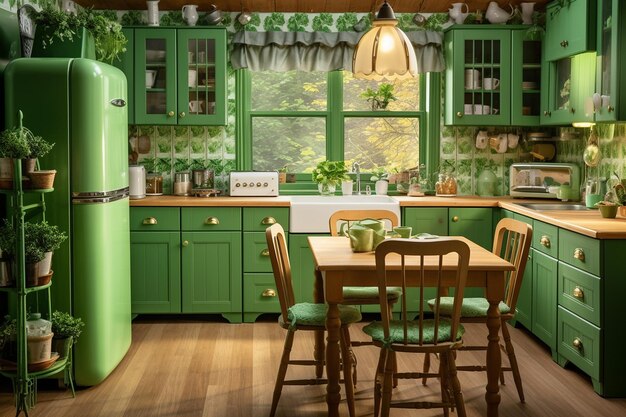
[449,3,470,25]
[485,1,514,24]
[182,4,199,26]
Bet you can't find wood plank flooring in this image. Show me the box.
[2,315,625,417]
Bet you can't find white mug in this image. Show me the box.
[473,104,489,115]
[145,70,157,88]
[189,100,204,113]
[483,77,500,90]
[187,52,194,63]
[197,51,206,63]
[465,69,481,89]
[476,130,488,149]
[464,104,473,115]
[188,69,197,87]
[507,133,519,149]
[341,180,353,196]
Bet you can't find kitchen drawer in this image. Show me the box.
[558,229,600,276]
[558,261,600,326]
[532,221,558,258]
[243,231,286,273]
[181,207,242,231]
[557,306,601,380]
[243,207,289,232]
[130,207,180,231]
[243,273,280,314]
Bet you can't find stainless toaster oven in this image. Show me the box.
[509,163,580,199]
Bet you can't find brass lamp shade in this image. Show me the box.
[352,1,417,80]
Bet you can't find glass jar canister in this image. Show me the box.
[146,173,163,195]
[435,173,457,196]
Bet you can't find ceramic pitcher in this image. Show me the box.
[146,0,160,26]
[521,2,536,24]
[485,1,514,24]
[182,5,199,26]
[340,219,386,252]
[449,3,469,24]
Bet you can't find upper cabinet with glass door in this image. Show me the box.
[132,27,226,126]
[590,0,626,122]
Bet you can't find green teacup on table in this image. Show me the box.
[392,226,412,238]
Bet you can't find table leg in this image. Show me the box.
[314,269,325,378]
[326,301,342,417]
[485,271,504,417]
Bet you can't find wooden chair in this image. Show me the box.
[362,238,471,417]
[424,218,533,402]
[265,223,360,417]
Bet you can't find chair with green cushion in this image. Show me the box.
[266,223,360,417]
[362,238,471,417]
[425,217,533,402]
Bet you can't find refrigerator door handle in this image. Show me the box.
[110,98,126,107]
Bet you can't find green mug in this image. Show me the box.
[392,226,412,238]
[347,225,375,252]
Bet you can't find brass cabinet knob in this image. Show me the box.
[570,107,576,114]
[540,236,551,248]
[260,248,270,257]
[573,248,585,261]
[456,111,463,118]
[142,217,158,225]
[608,106,615,112]
[452,216,459,222]
[560,40,569,48]
[543,110,551,117]
[205,217,220,225]
[179,111,186,118]
[168,110,175,117]
[573,286,584,299]
[262,289,276,297]
[572,337,583,350]
[261,216,277,225]
[182,240,189,247]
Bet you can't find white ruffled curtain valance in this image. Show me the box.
[231,30,444,73]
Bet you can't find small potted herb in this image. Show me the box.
[370,168,389,195]
[0,127,30,188]
[24,131,54,175]
[360,83,397,110]
[312,161,349,195]
[51,311,85,359]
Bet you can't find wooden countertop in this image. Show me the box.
[130,195,626,239]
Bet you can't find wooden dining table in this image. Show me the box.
[308,235,515,417]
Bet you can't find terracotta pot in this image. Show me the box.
[28,170,56,189]
[52,336,73,359]
[21,158,37,175]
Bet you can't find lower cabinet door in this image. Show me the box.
[243,273,280,322]
[130,231,181,313]
[181,231,242,320]
[449,207,493,250]
[288,234,321,303]
[515,249,533,329]
[403,207,449,236]
[532,250,557,352]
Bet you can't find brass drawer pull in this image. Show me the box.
[572,286,584,299]
[456,111,463,118]
[261,216,277,225]
[260,248,270,257]
[205,217,220,225]
[182,240,189,247]
[572,337,583,351]
[262,289,276,297]
[143,217,158,225]
[452,216,459,222]
[573,248,585,261]
[540,236,550,248]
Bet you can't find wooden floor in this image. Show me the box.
[2,315,626,417]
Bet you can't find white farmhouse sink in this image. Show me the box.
[289,195,401,233]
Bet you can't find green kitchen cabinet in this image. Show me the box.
[242,208,289,322]
[541,51,596,125]
[448,208,493,250]
[113,28,134,124]
[130,27,227,125]
[129,207,181,314]
[402,207,448,236]
[544,0,596,62]
[589,0,626,122]
[531,249,558,357]
[444,26,542,126]
[181,207,241,322]
[288,234,320,304]
[130,232,181,313]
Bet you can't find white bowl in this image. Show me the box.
[146,50,166,62]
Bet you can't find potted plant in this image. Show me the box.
[51,311,84,359]
[370,168,389,195]
[360,83,397,110]
[0,127,31,189]
[312,161,349,195]
[30,5,127,63]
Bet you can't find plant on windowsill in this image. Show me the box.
[51,311,85,359]
[312,161,349,195]
[370,168,389,195]
[360,83,397,111]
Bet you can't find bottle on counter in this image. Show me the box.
[146,173,163,195]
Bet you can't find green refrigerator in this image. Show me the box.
[4,58,132,386]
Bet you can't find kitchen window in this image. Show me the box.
[237,69,427,178]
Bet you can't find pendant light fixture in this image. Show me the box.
[352,0,417,80]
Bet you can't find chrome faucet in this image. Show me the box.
[352,162,361,195]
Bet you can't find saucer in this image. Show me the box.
[522,81,537,90]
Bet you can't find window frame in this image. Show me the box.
[236,69,439,185]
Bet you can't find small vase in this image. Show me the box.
[318,183,336,196]
[375,180,388,195]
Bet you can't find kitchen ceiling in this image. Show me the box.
[74,0,549,13]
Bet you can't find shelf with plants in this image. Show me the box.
[0,112,74,415]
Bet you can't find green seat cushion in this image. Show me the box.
[363,319,464,344]
[285,302,362,328]
[343,286,402,300]
[427,297,511,318]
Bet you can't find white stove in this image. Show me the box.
[229,171,279,196]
